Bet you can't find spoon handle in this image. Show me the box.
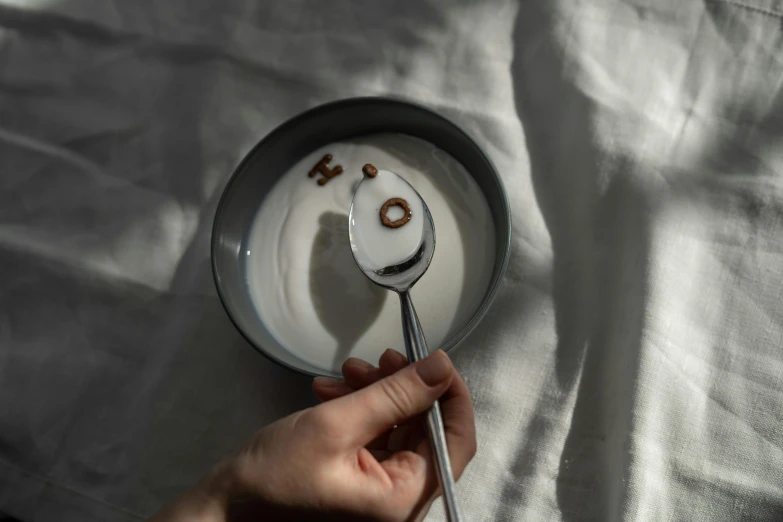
[399,291,463,522]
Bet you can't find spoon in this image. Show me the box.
[348,167,463,522]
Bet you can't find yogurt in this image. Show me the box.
[245,134,496,373]
[350,168,425,271]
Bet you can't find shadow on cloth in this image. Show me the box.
[500,3,653,520]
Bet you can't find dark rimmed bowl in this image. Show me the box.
[211,97,511,378]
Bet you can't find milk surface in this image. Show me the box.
[245,134,495,373]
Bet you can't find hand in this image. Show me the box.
[151,349,476,522]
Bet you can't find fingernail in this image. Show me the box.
[416,350,452,386]
[344,357,374,370]
[383,348,408,365]
[313,376,342,388]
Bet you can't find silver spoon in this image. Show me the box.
[348,169,463,522]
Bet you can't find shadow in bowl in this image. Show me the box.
[309,211,387,369]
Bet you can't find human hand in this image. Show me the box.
[151,349,476,522]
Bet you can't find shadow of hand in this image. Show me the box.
[309,212,387,368]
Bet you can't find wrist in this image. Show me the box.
[198,457,239,514]
[149,484,224,522]
[150,459,236,522]
[180,485,226,522]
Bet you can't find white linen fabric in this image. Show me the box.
[1,0,782,520]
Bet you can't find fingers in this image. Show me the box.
[310,350,475,518]
[312,377,354,402]
[342,357,382,389]
[319,350,455,447]
[379,449,428,495]
[312,358,378,403]
[312,350,409,403]
[379,349,408,375]
[387,421,422,453]
[344,350,407,388]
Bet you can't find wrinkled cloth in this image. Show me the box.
[2,0,783,520]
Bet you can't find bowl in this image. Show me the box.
[211,97,511,377]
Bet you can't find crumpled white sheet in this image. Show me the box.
[1,0,783,520]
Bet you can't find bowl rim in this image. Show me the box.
[211,96,512,377]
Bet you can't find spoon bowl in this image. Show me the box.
[348,174,436,292]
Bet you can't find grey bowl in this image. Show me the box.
[211,97,511,378]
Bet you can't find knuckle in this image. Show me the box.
[379,376,416,418]
[302,406,338,434]
[300,407,352,450]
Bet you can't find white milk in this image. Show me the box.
[350,169,424,271]
[245,134,495,373]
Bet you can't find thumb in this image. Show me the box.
[324,350,454,447]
